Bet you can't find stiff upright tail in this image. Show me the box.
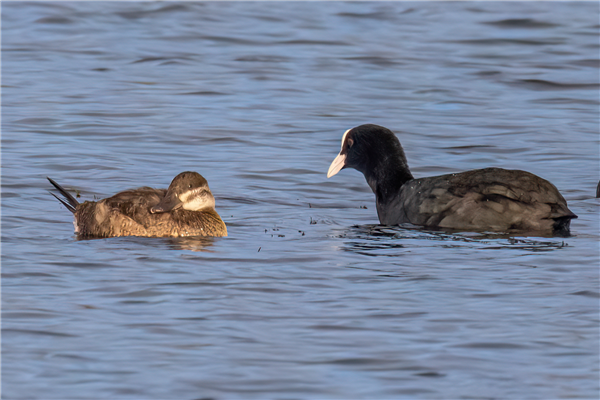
[47,177,79,213]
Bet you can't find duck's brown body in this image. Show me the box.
[48,172,227,238]
[74,187,227,238]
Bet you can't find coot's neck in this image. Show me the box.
[364,154,414,206]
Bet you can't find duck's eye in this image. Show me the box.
[188,184,192,188]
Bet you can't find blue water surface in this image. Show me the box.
[2,2,599,399]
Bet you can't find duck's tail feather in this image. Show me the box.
[47,177,79,214]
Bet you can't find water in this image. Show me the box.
[2,2,599,399]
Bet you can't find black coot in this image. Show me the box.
[327,124,577,235]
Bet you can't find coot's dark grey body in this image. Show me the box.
[48,171,227,238]
[327,124,577,235]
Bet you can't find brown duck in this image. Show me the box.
[48,171,227,238]
[327,124,577,235]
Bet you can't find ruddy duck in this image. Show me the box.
[48,171,227,238]
[327,124,577,235]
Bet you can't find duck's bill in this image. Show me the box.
[150,193,183,214]
[327,152,346,178]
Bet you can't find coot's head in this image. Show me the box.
[327,124,411,179]
[150,171,216,214]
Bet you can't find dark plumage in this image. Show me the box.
[48,171,227,238]
[327,124,577,235]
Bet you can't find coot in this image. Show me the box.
[327,124,577,235]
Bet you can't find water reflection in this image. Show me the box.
[339,224,570,256]
[164,236,217,252]
[77,235,216,252]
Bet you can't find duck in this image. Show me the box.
[47,171,227,238]
[327,124,577,235]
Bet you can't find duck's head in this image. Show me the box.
[327,124,408,178]
[150,171,216,214]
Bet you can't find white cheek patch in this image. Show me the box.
[178,187,206,203]
[178,190,191,203]
[180,188,215,211]
[183,196,215,211]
